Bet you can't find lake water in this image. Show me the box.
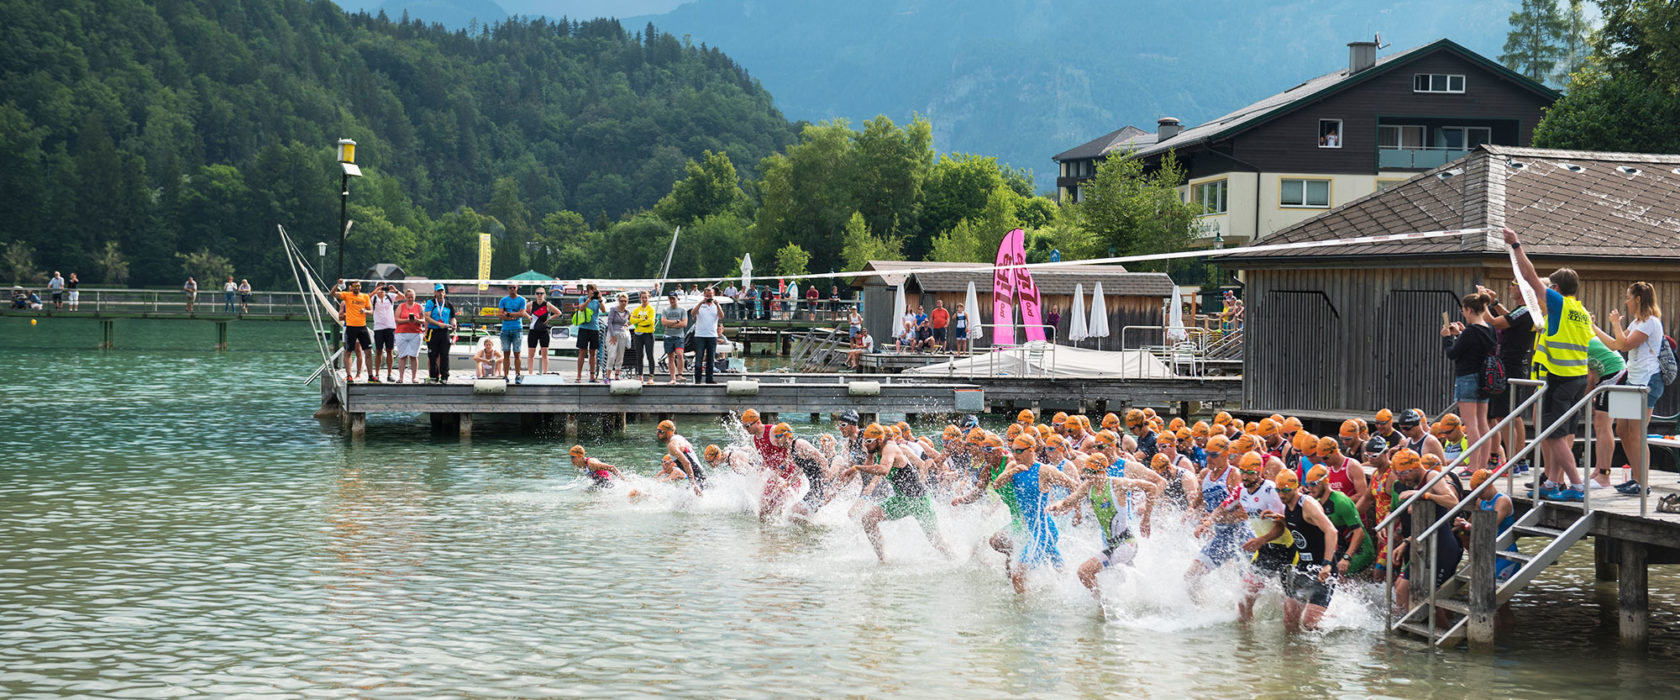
[3,318,1679,697]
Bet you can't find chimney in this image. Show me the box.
[1348,41,1377,74]
[1157,117,1181,142]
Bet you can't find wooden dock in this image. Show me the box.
[858,352,962,373]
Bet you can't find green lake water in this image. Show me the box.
[3,318,1679,697]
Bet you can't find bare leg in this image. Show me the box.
[861,506,887,562]
[1301,604,1328,631]
[1283,597,1304,633]
[1593,410,1615,485]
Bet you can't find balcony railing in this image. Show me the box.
[1379,146,1473,169]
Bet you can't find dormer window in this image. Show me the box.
[1413,73,1465,93]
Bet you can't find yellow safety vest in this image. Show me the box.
[1532,295,1591,379]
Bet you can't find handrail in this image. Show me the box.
[1376,378,1546,531]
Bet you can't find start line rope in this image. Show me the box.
[343,227,1489,288]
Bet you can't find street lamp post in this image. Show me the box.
[334,138,362,369]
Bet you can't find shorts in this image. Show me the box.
[1098,537,1139,568]
[1286,568,1334,607]
[374,328,396,353]
[51,291,62,302]
[575,327,600,352]
[800,479,828,510]
[345,325,372,352]
[1250,545,1296,579]
[499,328,523,352]
[240,293,251,303]
[1487,383,1513,418]
[527,329,551,348]
[1541,374,1588,434]
[1346,544,1376,576]
[394,332,423,358]
[879,495,939,532]
[1644,373,1666,409]
[1196,523,1248,569]
[67,290,79,302]
[933,327,947,343]
[663,335,683,354]
[1453,373,1487,403]
[916,328,933,341]
[955,327,968,340]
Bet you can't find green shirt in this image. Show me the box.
[1587,336,1625,376]
[1320,490,1372,558]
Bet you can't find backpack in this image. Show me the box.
[1660,333,1678,386]
[1481,328,1508,396]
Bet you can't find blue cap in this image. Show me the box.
[434,283,445,291]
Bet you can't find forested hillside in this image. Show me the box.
[0,0,796,287]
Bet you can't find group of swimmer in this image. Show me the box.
[568,406,1502,632]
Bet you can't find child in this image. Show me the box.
[473,337,502,378]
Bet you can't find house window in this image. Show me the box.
[1379,125,1425,149]
[1318,119,1343,148]
[1281,178,1330,208]
[1440,126,1492,149]
[1413,73,1466,93]
[1376,178,1407,192]
[1191,179,1228,215]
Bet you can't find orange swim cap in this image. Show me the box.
[569,445,586,458]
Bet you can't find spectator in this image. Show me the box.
[661,292,687,383]
[806,283,819,321]
[690,287,722,384]
[525,287,561,376]
[65,273,79,311]
[183,277,197,313]
[914,304,932,351]
[1441,291,1496,472]
[1506,227,1589,502]
[953,302,970,354]
[26,290,42,309]
[496,284,530,383]
[47,272,64,309]
[724,283,739,320]
[605,293,632,381]
[422,284,457,383]
[1484,281,1537,470]
[335,279,373,383]
[12,285,28,309]
[630,290,658,382]
[238,279,252,315]
[473,338,502,378]
[371,282,399,383]
[572,285,603,383]
[830,285,842,321]
[222,275,237,313]
[393,288,425,383]
[847,307,862,340]
[1594,281,1666,495]
[1584,336,1623,488]
[746,285,761,320]
[846,327,874,369]
[930,299,950,351]
[1044,305,1061,342]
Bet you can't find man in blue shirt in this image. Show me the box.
[422,284,458,383]
[497,284,530,383]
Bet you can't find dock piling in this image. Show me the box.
[99,320,115,349]
[1594,537,1618,582]
[1619,539,1648,647]
[215,321,228,351]
[565,413,579,439]
[458,413,472,440]
[1468,508,1498,650]
[348,412,366,439]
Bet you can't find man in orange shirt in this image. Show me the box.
[930,299,950,351]
[336,279,374,382]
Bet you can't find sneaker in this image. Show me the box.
[1530,485,1559,500]
[1614,481,1647,496]
[1587,480,1609,490]
[1553,487,1585,502]
[1511,462,1531,475]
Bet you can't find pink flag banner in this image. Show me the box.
[991,229,1020,347]
[1009,229,1046,342]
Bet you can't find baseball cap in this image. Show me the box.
[434,283,446,291]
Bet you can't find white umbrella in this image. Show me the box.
[891,284,908,343]
[1088,282,1110,348]
[739,253,753,291]
[1068,283,1089,343]
[1167,285,1187,342]
[964,280,980,343]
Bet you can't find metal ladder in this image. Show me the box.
[1390,503,1596,647]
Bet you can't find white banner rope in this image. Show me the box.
[339,227,1486,289]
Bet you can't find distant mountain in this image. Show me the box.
[375,0,506,29]
[628,0,1521,192]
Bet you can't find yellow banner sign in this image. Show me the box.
[477,233,492,290]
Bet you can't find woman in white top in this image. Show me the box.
[1594,281,1665,494]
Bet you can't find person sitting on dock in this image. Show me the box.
[472,338,501,378]
[656,419,706,494]
[1453,468,1518,582]
[845,327,873,369]
[914,305,933,352]
[569,445,625,490]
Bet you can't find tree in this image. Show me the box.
[1074,151,1198,272]
[94,242,129,285]
[4,241,41,284]
[176,248,234,285]
[653,150,748,225]
[839,211,903,271]
[1596,0,1680,89]
[1502,0,1568,83]
[1535,2,1680,154]
[1554,0,1595,83]
[775,242,811,277]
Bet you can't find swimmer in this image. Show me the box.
[568,445,624,489]
[776,424,836,521]
[952,429,1020,570]
[656,419,706,495]
[1052,453,1161,608]
[703,443,753,474]
[852,423,953,562]
[991,433,1081,593]
[1273,470,1338,632]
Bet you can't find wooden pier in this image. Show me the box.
[325,370,1244,438]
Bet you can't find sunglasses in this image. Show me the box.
[1239,468,1260,475]
[1277,486,1296,494]
[1304,480,1324,489]
[1012,448,1030,454]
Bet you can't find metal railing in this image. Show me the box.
[1380,377,1653,641]
[9,288,318,316]
[1120,324,1231,376]
[728,297,861,322]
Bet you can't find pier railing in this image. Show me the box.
[19,288,317,317]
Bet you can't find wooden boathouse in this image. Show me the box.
[1218,145,1680,419]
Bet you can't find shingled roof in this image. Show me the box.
[1053,126,1153,162]
[1220,145,1680,264]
